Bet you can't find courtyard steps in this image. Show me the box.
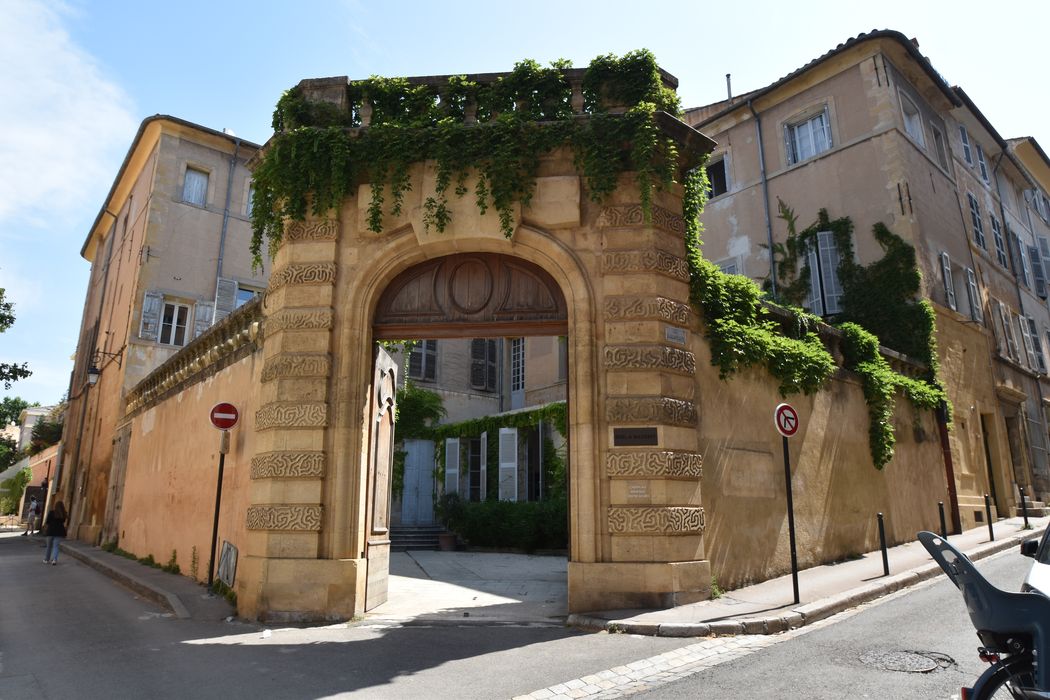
[391,525,444,551]
[1015,497,1050,518]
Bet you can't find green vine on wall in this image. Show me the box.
[251,51,686,267]
[684,185,947,468]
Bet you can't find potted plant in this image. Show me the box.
[434,492,463,551]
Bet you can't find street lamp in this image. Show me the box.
[86,349,123,386]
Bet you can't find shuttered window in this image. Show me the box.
[968,194,986,249]
[444,438,460,496]
[1028,318,1047,373]
[182,168,208,206]
[213,277,238,325]
[991,217,1008,267]
[960,126,973,165]
[976,145,989,182]
[940,252,956,311]
[408,340,437,381]
[1019,314,1038,370]
[1030,245,1047,298]
[965,268,983,323]
[804,231,843,316]
[786,108,832,164]
[498,427,518,502]
[193,301,214,339]
[469,339,497,391]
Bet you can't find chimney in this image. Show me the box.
[726,73,732,100]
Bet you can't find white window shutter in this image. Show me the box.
[498,427,518,502]
[818,231,843,314]
[805,245,823,315]
[940,252,957,310]
[193,301,214,339]
[1030,245,1047,299]
[1028,318,1047,373]
[444,438,460,496]
[139,290,163,341]
[213,278,238,325]
[966,269,983,323]
[1019,315,1037,369]
[479,431,487,501]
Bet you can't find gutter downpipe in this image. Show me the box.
[748,99,778,301]
[993,151,1049,503]
[215,138,241,285]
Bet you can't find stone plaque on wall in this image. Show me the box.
[613,427,659,446]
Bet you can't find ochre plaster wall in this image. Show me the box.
[696,340,947,591]
[118,351,261,582]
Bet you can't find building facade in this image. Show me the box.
[684,30,1050,528]
[59,116,263,545]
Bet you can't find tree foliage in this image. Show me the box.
[0,396,34,426]
[29,403,66,455]
[0,288,31,389]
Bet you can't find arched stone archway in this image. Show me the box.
[239,147,709,621]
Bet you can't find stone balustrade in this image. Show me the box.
[124,299,263,416]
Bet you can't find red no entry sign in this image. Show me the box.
[775,403,799,438]
[210,402,239,431]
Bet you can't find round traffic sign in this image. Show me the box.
[775,403,799,438]
[210,402,239,431]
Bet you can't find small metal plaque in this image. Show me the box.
[665,326,687,345]
[627,481,650,501]
[613,427,659,447]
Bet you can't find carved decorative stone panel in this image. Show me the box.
[604,296,692,324]
[250,451,326,480]
[606,397,698,427]
[267,263,336,292]
[255,402,328,430]
[602,250,690,281]
[596,205,685,235]
[246,504,323,531]
[607,506,706,534]
[261,354,331,382]
[264,308,334,337]
[606,451,704,479]
[284,219,339,242]
[604,345,695,375]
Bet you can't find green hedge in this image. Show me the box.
[452,496,567,552]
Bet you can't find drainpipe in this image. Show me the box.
[215,138,240,286]
[748,100,778,301]
[993,151,1050,502]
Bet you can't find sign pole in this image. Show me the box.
[782,434,800,605]
[207,430,228,590]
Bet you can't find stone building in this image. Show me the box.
[58,116,264,545]
[684,29,1050,530]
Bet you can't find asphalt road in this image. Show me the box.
[0,533,684,699]
[0,530,1032,699]
[637,544,1030,699]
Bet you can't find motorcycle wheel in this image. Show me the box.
[970,655,1037,699]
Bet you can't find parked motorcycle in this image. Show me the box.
[918,531,1050,699]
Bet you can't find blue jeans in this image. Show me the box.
[45,536,62,563]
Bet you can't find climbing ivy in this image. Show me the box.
[251,51,688,267]
[683,170,836,396]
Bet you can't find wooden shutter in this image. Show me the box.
[486,340,497,391]
[193,301,214,339]
[1031,246,1047,299]
[940,252,956,311]
[479,431,487,501]
[213,278,238,324]
[139,290,163,341]
[818,231,843,314]
[470,339,487,389]
[444,438,460,495]
[805,245,822,315]
[966,268,983,323]
[498,427,518,501]
[1019,315,1037,369]
[1028,318,1047,373]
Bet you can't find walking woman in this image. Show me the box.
[43,500,67,565]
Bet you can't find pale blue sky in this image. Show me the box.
[2,0,1048,405]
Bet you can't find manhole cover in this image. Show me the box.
[859,650,955,673]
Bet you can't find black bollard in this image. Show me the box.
[1021,487,1030,529]
[938,501,947,539]
[985,494,995,542]
[877,512,889,577]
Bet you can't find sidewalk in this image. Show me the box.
[56,538,236,622]
[10,518,1044,637]
[568,516,1048,637]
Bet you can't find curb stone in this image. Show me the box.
[569,526,1044,638]
[60,543,191,619]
